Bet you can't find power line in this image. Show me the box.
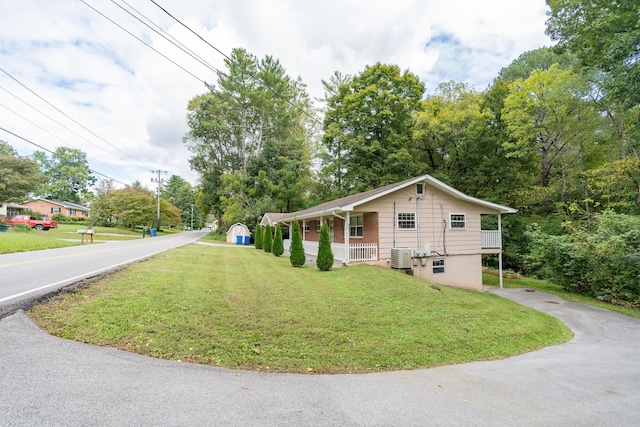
[0,126,131,188]
[113,0,221,76]
[148,0,322,127]
[0,67,143,164]
[80,0,206,84]
[0,99,138,183]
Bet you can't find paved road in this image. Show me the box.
[0,230,209,316]
[1,287,638,426]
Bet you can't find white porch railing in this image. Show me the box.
[283,240,378,263]
[482,230,501,249]
[349,243,378,262]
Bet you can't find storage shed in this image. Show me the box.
[226,223,252,245]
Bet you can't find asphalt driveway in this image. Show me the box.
[0,288,638,426]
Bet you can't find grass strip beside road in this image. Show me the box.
[0,230,80,253]
[30,245,572,374]
[0,224,170,254]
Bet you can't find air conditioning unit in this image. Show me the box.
[391,248,412,269]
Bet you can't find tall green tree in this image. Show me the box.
[34,147,95,203]
[321,63,425,196]
[414,82,489,183]
[184,48,315,226]
[546,0,640,110]
[502,65,601,208]
[289,219,306,267]
[0,141,45,205]
[161,175,203,228]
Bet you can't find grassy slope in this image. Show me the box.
[30,245,572,374]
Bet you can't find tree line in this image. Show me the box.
[184,2,640,304]
[0,141,204,230]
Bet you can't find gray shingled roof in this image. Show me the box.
[262,174,516,225]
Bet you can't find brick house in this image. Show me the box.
[20,198,90,219]
[261,174,516,290]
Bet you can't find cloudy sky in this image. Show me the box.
[0,0,551,190]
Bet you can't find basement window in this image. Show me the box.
[432,259,445,274]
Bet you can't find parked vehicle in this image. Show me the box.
[6,215,58,231]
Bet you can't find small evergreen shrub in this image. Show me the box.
[263,224,273,253]
[254,223,263,249]
[272,224,284,257]
[316,220,334,271]
[290,219,306,267]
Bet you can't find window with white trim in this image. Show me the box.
[303,221,310,232]
[416,183,424,196]
[316,220,321,232]
[69,209,76,216]
[51,207,61,213]
[397,212,416,230]
[432,259,445,274]
[349,215,363,237]
[449,213,466,230]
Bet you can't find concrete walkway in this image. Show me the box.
[0,288,638,426]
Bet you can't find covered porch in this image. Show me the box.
[283,238,378,264]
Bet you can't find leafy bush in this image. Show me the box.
[263,225,273,253]
[254,223,263,249]
[52,213,89,224]
[290,219,306,267]
[526,211,640,305]
[14,224,33,232]
[316,220,334,271]
[272,224,284,256]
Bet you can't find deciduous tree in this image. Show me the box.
[0,141,45,205]
[321,63,425,195]
[502,65,600,206]
[546,0,640,110]
[34,147,95,203]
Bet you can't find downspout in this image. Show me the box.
[498,214,504,289]
[416,196,421,248]
[393,202,396,248]
[332,211,348,266]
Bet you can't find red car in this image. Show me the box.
[6,215,58,231]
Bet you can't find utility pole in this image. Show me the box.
[190,204,195,230]
[150,169,167,228]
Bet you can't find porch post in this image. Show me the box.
[344,212,350,266]
[498,214,503,289]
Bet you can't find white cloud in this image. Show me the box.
[0,0,551,191]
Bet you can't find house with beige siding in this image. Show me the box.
[20,198,90,219]
[261,175,516,290]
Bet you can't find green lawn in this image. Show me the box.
[0,224,174,254]
[0,229,80,253]
[482,273,640,319]
[30,245,572,374]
